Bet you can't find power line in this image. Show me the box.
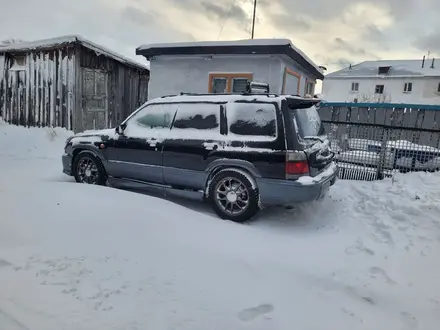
[217,0,239,40]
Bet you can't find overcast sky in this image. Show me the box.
[1,0,439,78]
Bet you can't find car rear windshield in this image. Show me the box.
[289,104,325,139]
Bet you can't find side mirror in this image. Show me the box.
[115,125,124,135]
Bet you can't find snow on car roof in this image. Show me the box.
[147,93,319,104]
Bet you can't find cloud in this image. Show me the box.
[333,37,380,59]
[268,14,310,32]
[1,0,440,86]
[0,0,193,65]
[120,5,157,27]
[201,1,248,23]
[413,31,440,54]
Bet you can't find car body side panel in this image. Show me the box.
[162,139,215,190]
[106,136,164,184]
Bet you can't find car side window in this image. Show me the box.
[170,103,221,139]
[227,102,277,139]
[123,103,176,138]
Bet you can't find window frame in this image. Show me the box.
[123,102,176,134]
[9,55,27,71]
[170,102,222,133]
[225,100,279,141]
[375,84,384,94]
[403,82,412,93]
[208,73,253,93]
[304,79,315,96]
[231,77,250,93]
[282,67,301,94]
[351,82,359,92]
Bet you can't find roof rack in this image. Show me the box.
[175,92,280,97]
[159,92,317,99]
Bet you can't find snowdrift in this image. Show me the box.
[0,121,439,330]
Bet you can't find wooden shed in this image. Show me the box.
[0,35,149,133]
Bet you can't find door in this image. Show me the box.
[106,103,175,184]
[82,68,108,131]
[162,102,224,190]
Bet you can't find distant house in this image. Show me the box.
[0,35,150,132]
[322,59,440,105]
[135,39,324,100]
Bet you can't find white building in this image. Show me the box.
[135,39,324,100]
[322,59,440,105]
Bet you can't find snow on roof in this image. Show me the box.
[0,35,149,71]
[136,39,323,79]
[137,38,293,50]
[326,59,440,78]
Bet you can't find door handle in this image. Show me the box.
[203,142,219,150]
[147,138,157,147]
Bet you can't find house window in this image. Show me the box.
[437,83,440,93]
[9,55,26,71]
[282,68,301,94]
[404,82,412,92]
[378,66,391,74]
[212,78,227,94]
[232,78,249,93]
[305,81,315,96]
[351,82,359,92]
[375,85,384,94]
[208,73,253,94]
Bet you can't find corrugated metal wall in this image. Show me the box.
[0,48,75,129]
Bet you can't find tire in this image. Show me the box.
[208,169,259,222]
[73,151,107,186]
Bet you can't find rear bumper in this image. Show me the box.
[257,163,338,205]
[62,154,73,175]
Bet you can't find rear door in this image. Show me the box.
[162,102,224,190]
[224,101,287,180]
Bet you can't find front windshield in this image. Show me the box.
[290,105,325,138]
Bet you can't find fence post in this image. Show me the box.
[377,128,388,180]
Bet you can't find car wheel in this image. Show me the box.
[208,169,259,222]
[73,151,107,185]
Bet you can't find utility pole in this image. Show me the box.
[251,0,257,39]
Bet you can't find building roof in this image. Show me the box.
[136,39,324,79]
[326,59,440,78]
[0,35,149,71]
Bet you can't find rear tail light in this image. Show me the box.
[285,151,309,178]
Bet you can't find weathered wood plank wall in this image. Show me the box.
[0,44,149,133]
[78,46,149,132]
[319,102,440,148]
[0,55,5,120]
[0,48,75,129]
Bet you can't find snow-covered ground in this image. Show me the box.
[1,120,440,330]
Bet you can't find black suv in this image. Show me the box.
[62,91,337,222]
